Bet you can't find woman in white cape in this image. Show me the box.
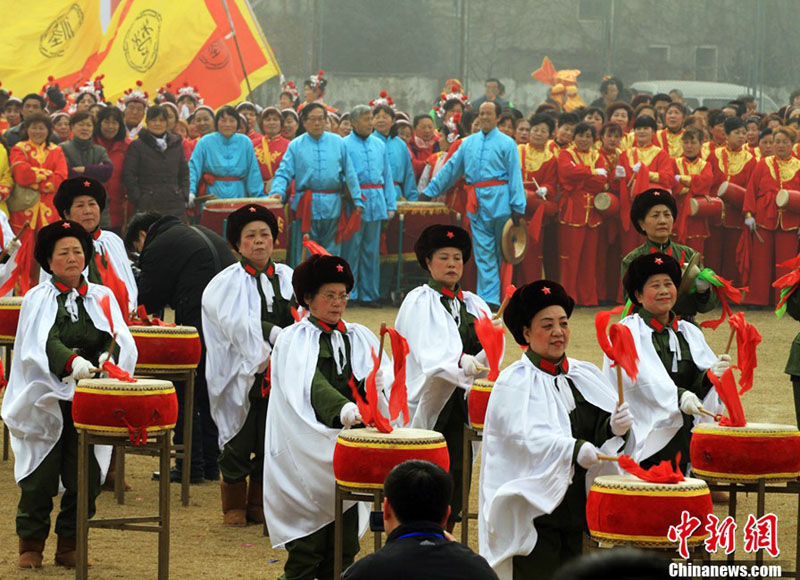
[264,254,392,580]
[603,252,728,471]
[396,223,501,530]
[1,219,136,569]
[202,203,295,527]
[479,280,632,580]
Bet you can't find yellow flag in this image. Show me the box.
[96,0,217,103]
[0,1,102,94]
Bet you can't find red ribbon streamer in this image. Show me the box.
[699,274,746,330]
[366,349,392,433]
[707,368,746,426]
[302,238,331,257]
[595,305,639,382]
[474,314,504,381]
[381,327,410,425]
[618,453,685,483]
[726,312,761,395]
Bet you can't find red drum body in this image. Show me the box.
[129,325,201,373]
[593,192,619,216]
[776,189,800,213]
[200,198,288,256]
[689,197,724,219]
[72,378,178,442]
[333,428,450,490]
[586,475,712,548]
[384,202,455,256]
[0,296,23,341]
[690,422,800,483]
[467,379,494,430]
[715,181,746,210]
[526,195,559,220]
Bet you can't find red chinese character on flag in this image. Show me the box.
[667,510,702,559]
[704,514,737,555]
[743,513,780,558]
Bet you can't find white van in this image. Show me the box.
[629,80,779,113]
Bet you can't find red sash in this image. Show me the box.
[465,179,508,214]
[298,189,340,233]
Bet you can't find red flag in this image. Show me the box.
[727,312,761,395]
[99,294,115,335]
[0,226,33,296]
[102,361,136,383]
[302,238,330,257]
[618,453,685,483]
[95,253,130,323]
[499,262,513,297]
[707,368,746,426]
[381,327,410,425]
[474,315,504,381]
[366,349,393,433]
[595,306,639,382]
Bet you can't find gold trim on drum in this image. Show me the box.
[589,486,709,498]
[335,438,447,451]
[0,334,14,341]
[335,479,384,490]
[693,426,800,438]
[691,468,800,482]
[75,387,175,396]
[73,423,176,434]
[589,530,709,545]
[134,363,199,371]
[129,330,199,338]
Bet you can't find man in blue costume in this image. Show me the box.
[372,101,418,201]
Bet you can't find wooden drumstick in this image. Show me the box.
[724,327,736,355]
[616,365,624,405]
[476,364,491,373]
[597,454,620,462]
[697,407,718,420]
[300,233,310,262]
[524,176,542,190]
[754,228,764,243]
[0,220,30,262]
[493,295,511,320]
[377,322,387,365]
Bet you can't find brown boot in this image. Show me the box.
[102,448,132,492]
[54,536,77,568]
[18,538,44,569]
[220,481,247,527]
[246,480,265,525]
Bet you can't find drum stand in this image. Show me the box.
[76,429,171,580]
[113,368,196,507]
[460,424,482,546]
[333,484,384,579]
[0,341,12,461]
[707,479,800,578]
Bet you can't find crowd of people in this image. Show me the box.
[0,70,799,580]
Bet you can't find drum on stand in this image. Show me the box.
[384,202,455,256]
[200,198,288,258]
[129,325,202,374]
[0,296,23,341]
[467,379,494,430]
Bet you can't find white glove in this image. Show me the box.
[695,277,711,293]
[98,352,114,367]
[632,162,642,173]
[460,354,479,377]
[614,165,626,179]
[268,325,283,346]
[535,186,548,199]
[576,442,600,469]
[674,174,683,184]
[70,356,94,381]
[710,354,732,377]
[491,316,503,328]
[744,216,756,232]
[595,168,608,178]
[4,237,21,256]
[387,210,396,220]
[610,402,634,436]
[679,391,703,415]
[339,402,362,427]
[187,193,196,208]
[269,193,284,201]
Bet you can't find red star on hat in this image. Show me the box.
[248,206,256,212]
[653,191,660,195]
[83,180,91,188]
[654,257,663,264]
[542,286,551,295]
[336,264,344,272]
[62,222,71,228]
[446,231,455,239]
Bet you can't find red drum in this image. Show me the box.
[468,379,494,430]
[384,202,455,256]
[72,378,178,444]
[689,197,724,219]
[715,181,746,210]
[200,198,288,257]
[593,192,620,216]
[526,194,558,220]
[129,325,202,373]
[690,422,800,483]
[333,427,450,490]
[776,189,800,213]
[0,296,23,341]
[586,475,712,548]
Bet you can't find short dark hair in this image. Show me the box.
[75,92,98,106]
[21,93,46,109]
[739,94,756,105]
[215,105,242,130]
[69,111,93,127]
[299,102,327,122]
[528,113,555,135]
[583,107,606,122]
[558,112,579,127]
[498,111,515,126]
[652,93,671,105]
[724,116,745,134]
[725,100,746,117]
[485,78,500,86]
[384,460,453,525]
[708,110,727,128]
[413,114,433,128]
[552,548,670,580]
[759,128,773,140]
[372,103,395,120]
[22,112,53,141]
[681,128,704,143]
[665,102,686,116]
[599,77,623,96]
[94,106,126,142]
[146,105,168,122]
[573,121,596,140]
[633,115,657,131]
[599,122,622,138]
[744,115,761,128]
[125,212,161,251]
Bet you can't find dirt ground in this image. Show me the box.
[0,304,797,579]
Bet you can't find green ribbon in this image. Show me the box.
[692,268,722,292]
[776,287,793,320]
[620,299,633,319]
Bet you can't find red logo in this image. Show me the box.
[248,206,256,212]
[541,286,551,295]
[336,264,344,272]
[446,231,455,239]
[62,222,71,228]
[83,180,91,187]
[655,257,663,264]
[667,510,702,559]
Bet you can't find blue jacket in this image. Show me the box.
[189,132,264,198]
[344,132,397,221]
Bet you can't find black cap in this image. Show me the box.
[225,204,279,251]
[35,219,94,274]
[414,224,472,271]
[53,176,107,218]
[292,254,354,308]
[503,280,575,346]
[623,252,681,306]
[630,188,678,235]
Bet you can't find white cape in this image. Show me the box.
[263,318,392,548]
[395,285,500,430]
[479,355,623,579]
[40,229,138,313]
[602,314,722,462]
[203,262,294,448]
[1,281,137,483]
